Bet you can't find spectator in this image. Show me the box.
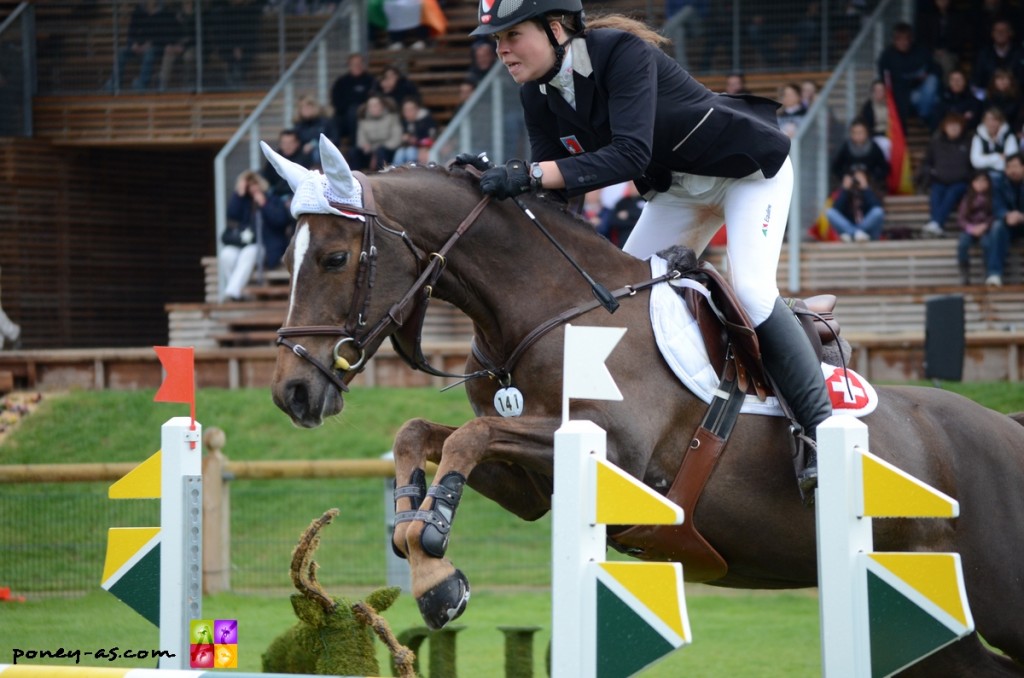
[970,107,1019,183]
[377,64,421,110]
[456,77,477,108]
[593,182,631,241]
[776,83,807,138]
[206,0,262,88]
[935,69,984,131]
[917,0,967,78]
[0,265,20,350]
[827,168,886,242]
[383,0,429,50]
[261,129,311,203]
[723,72,750,95]
[603,183,646,247]
[467,39,497,84]
[157,0,195,91]
[355,94,402,171]
[859,79,893,159]
[969,19,1024,97]
[393,97,438,165]
[800,79,819,109]
[989,151,1024,286]
[831,119,890,189]
[789,2,822,68]
[956,171,996,284]
[984,68,1022,131]
[221,170,292,302]
[330,53,378,147]
[972,0,1024,51]
[917,112,973,237]
[293,94,331,166]
[877,21,941,130]
[107,0,178,91]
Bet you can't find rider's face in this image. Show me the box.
[493,20,560,84]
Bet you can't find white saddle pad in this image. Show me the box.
[647,255,878,418]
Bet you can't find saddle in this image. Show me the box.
[606,246,842,582]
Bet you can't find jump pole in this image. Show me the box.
[815,415,974,677]
[551,325,692,678]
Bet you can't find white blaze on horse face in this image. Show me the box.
[287,221,311,326]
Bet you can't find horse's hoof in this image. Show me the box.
[417,569,471,630]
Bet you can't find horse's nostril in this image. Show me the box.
[285,380,310,419]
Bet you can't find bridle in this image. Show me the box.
[276,171,493,392]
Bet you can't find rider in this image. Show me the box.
[470,0,833,500]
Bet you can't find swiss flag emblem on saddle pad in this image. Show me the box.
[821,364,878,417]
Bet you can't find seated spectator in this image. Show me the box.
[935,69,984,132]
[776,83,807,138]
[383,0,428,50]
[107,0,178,91]
[293,94,331,166]
[723,72,750,95]
[859,79,893,160]
[158,0,195,91]
[969,18,1024,98]
[603,183,646,248]
[221,171,292,302]
[918,0,967,79]
[0,265,20,350]
[206,0,262,88]
[956,171,996,284]
[970,107,1019,184]
[989,152,1024,286]
[330,53,378,148]
[917,112,973,237]
[877,21,941,130]
[393,97,438,165]
[355,94,402,171]
[972,0,1024,56]
[984,68,1023,131]
[377,65,420,110]
[467,38,497,84]
[827,168,886,242]
[593,182,631,241]
[261,129,311,205]
[800,79,819,109]
[831,119,890,189]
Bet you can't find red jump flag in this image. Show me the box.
[154,346,195,426]
[884,73,914,196]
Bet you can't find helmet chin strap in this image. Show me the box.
[536,21,570,84]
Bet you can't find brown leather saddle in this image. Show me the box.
[607,248,842,582]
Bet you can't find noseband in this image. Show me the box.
[276,171,492,392]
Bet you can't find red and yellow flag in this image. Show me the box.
[885,73,914,195]
[153,346,195,426]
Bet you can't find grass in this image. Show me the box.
[0,382,1018,675]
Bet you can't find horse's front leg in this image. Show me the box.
[395,415,559,629]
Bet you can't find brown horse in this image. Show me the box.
[264,136,1024,676]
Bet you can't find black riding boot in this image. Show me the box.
[756,297,833,503]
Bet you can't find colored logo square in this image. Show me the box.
[190,619,215,645]
[214,644,238,668]
[215,619,238,644]
[190,644,214,668]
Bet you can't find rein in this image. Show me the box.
[276,169,680,392]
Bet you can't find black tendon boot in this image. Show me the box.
[756,297,834,505]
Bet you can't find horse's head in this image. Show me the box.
[263,135,424,427]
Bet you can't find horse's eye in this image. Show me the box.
[323,252,349,272]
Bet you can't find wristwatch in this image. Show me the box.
[530,162,544,189]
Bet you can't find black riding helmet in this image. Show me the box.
[471,0,584,83]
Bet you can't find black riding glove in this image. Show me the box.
[451,152,494,171]
[479,159,532,200]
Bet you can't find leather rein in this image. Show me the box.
[276,170,680,392]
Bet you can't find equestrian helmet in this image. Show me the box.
[471,0,583,36]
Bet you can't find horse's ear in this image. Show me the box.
[319,133,360,199]
[260,140,309,193]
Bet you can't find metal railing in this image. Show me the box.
[786,0,911,291]
[212,2,364,300]
[0,2,35,136]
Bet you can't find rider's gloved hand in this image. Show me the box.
[479,159,531,200]
[451,152,494,172]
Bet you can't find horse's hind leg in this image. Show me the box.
[396,415,558,629]
[896,633,1024,677]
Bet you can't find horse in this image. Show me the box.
[264,135,1024,676]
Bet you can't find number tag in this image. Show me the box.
[494,386,524,417]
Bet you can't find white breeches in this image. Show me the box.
[623,156,794,326]
[219,244,262,300]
